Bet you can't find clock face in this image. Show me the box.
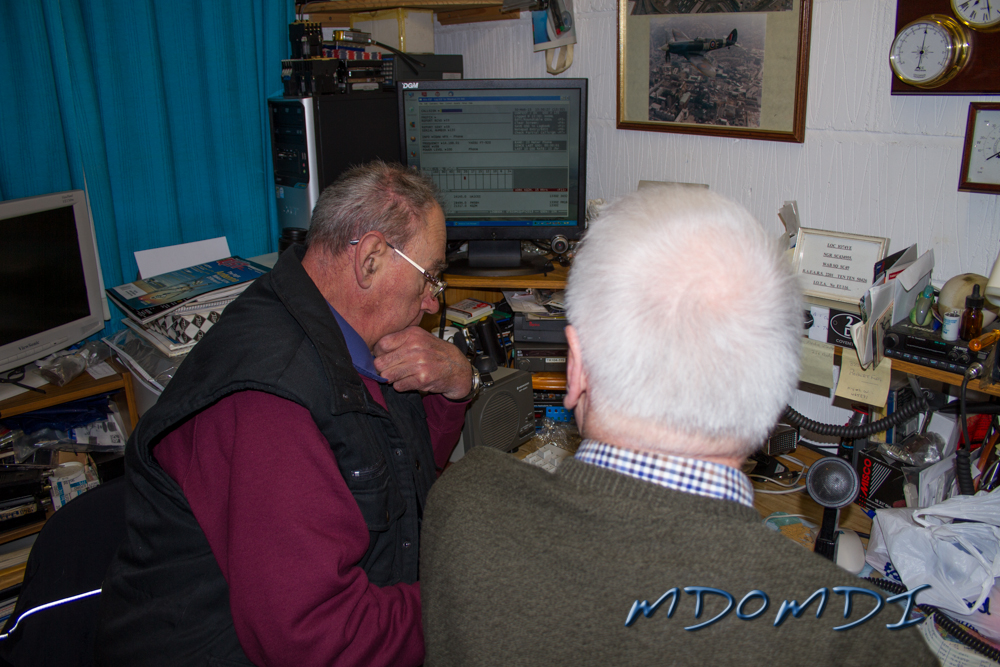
[966,108,1000,186]
[890,19,965,87]
[951,0,1000,31]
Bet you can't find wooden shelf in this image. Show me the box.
[0,359,138,430]
[751,446,873,543]
[0,521,46,547]
[0,563,27,592]
[443,262,569,292]
[532,372,566,391]
[889,357,1000,398]
[831,346,1000,398]
[301,0,503,12]
[0,361,139,589]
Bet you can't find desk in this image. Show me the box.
[751,445,873,547]
[0,361,137,589]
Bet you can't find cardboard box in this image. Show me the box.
[854,450,907,515]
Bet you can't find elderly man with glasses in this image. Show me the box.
[98,162,476,667]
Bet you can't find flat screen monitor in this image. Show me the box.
[0,190,108,375]
[398,78,588,276]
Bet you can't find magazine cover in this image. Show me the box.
[107,256,269,323]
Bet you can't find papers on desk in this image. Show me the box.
[850,245,934,370]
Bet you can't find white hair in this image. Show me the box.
[566,185,802,458]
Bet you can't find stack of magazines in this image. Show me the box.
[106,257,270,357]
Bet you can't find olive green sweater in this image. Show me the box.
[421,447,936,666]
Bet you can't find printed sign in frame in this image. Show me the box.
[792,228,889,307]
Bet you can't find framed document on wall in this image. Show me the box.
[792,228,889,307]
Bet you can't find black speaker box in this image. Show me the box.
[459,366,535,456]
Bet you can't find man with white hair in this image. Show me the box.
[419,185,935,665]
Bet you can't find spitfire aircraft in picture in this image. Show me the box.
[659,28,737,78]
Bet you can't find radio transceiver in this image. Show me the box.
[515,342,568,373]
[882,320,989,375]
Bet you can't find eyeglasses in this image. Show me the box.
[349,239,447,298]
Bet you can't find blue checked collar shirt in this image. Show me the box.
[574,439,755,508]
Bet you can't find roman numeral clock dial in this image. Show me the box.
[952,0,1000,32]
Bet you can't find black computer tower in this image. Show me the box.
[268,91,401,235]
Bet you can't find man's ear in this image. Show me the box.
[563,325,587,412]
[352,233,386,289]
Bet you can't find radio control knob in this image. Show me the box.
[947,348,971,364]
[884,333,900,350]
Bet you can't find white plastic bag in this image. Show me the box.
[866,491,1000,620]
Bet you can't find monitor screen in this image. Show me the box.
[0,190,107,375]
[399,78,588,276]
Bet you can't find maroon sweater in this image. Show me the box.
[154,383,466,666]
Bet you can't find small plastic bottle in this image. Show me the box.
[909,285,935,327]
[960,284,985,341]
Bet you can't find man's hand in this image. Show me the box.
[374,326,474,400]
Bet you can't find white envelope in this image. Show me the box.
[892,249,934,326]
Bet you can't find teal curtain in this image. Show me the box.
[0,0,292,338]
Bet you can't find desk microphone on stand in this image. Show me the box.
[806,456,860,562]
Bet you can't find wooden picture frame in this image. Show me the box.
[792,228,889,307]
[616,0,812,143]
[959,102,1000,195]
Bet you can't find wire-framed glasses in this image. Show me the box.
[349,239,447,298]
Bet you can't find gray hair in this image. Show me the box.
[566,185,802,457]
[306,161,442,253]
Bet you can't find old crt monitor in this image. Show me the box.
[398,78,588,276]
[0,190,108,375]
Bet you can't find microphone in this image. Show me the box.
[805,456,859,561]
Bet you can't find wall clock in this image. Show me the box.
[889,15,970,89]
[959,103,1000,194]
[891,0,1000,94]
[951,0,1000,32]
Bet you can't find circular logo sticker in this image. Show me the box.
[829,313,862,340]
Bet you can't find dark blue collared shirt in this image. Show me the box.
[328,304,387,384]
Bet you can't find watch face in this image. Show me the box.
[889,17,968,88]
[966,108,1000,186]
[951,0,1000,31]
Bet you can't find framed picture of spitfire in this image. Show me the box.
[616,0,813,143]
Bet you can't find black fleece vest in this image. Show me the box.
[96,246,437,666]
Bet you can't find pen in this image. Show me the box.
[549,0,565,36]
[968,329,1000,352]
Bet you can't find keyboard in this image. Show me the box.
[521,443,574,472]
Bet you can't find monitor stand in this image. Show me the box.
[446,240,553,277]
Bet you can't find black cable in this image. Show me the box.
[957,374,977,495]
[783,396,927,439]
[935,400,1000,415]
[370,41,425,76]
[864,577,1000,663]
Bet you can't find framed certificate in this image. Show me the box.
[792,228,889,306]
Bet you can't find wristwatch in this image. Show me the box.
[456,365,481,402]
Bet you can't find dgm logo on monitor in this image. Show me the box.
[402,82,420,89]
